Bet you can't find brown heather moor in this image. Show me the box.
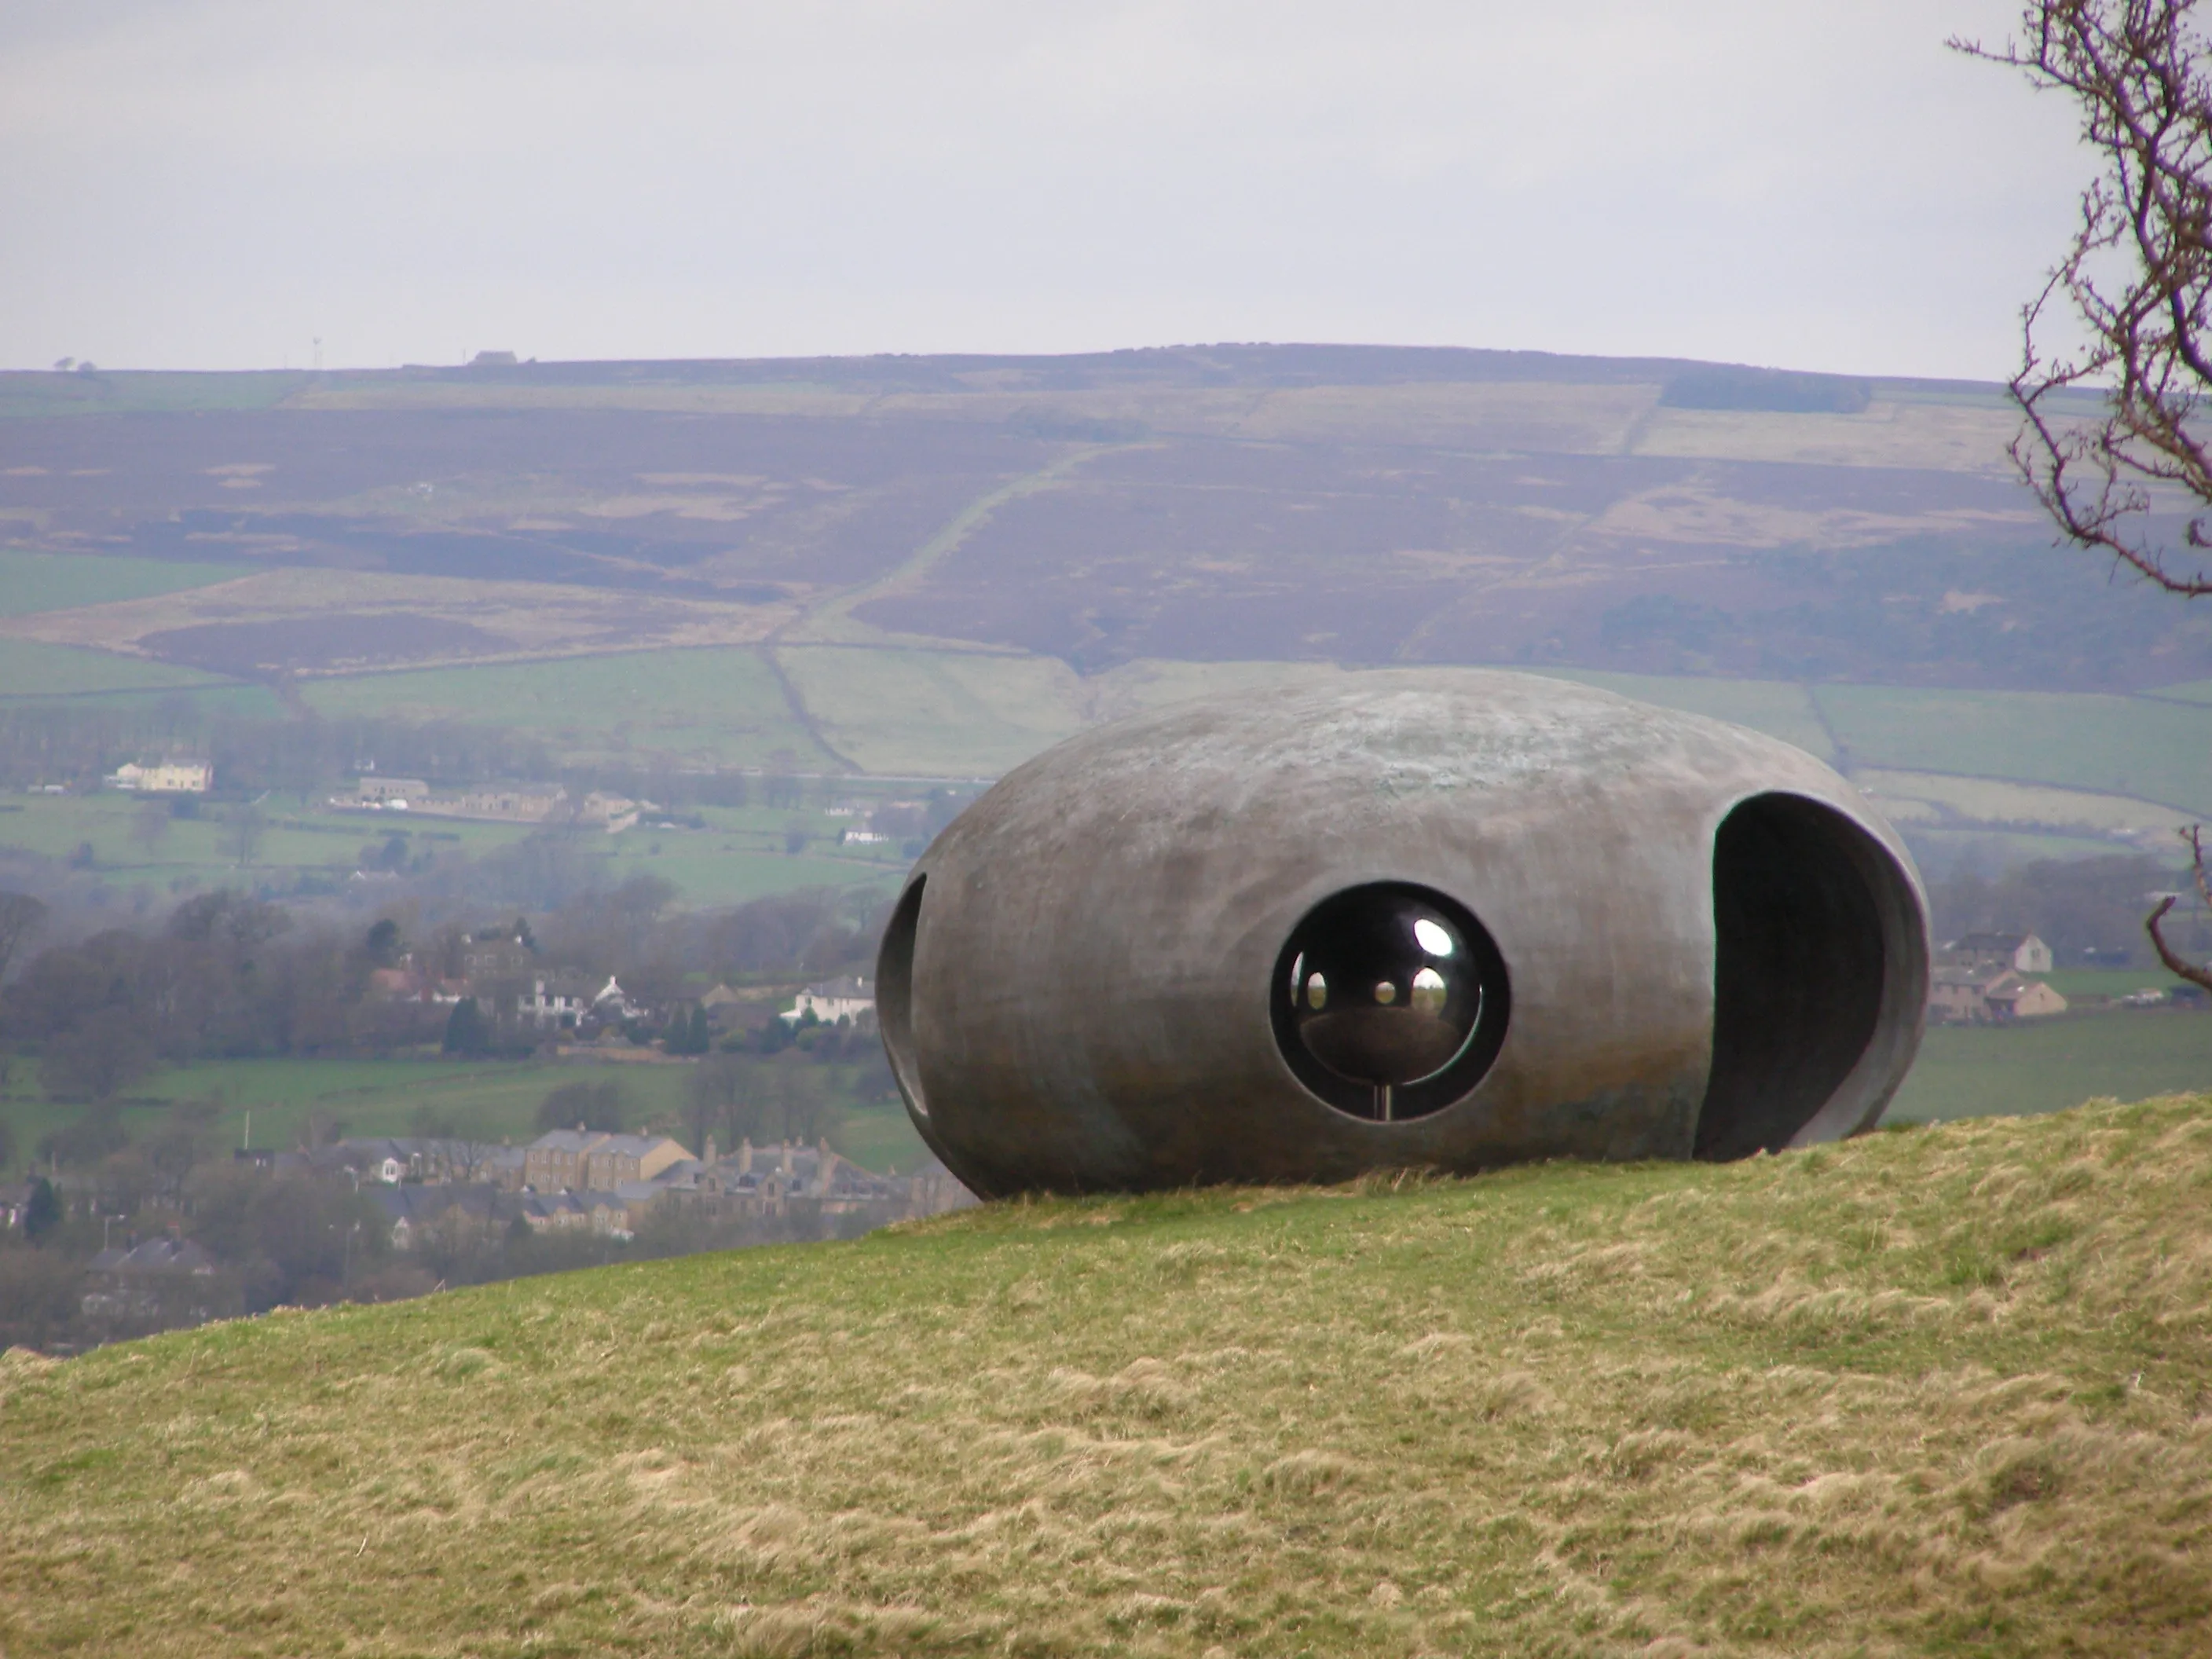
[4,1096,2210,1657]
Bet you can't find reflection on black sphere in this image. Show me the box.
[1281,886,1482,1119]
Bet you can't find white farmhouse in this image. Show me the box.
[107,760,212,794]
[782,976,875,1027]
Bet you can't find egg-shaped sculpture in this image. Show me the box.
[877,672,1928,1197]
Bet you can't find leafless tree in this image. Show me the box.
[2148,826,2212,989]
[225,804,266,868]
[0,892,46,982]
[1957,2,2212,598]
[129,797,170,856]
[1961,3,2212,976]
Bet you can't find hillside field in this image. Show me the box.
[0,639,251,701]
[298,648,843,772]
[0,551,250,618]
[1813,684,2212,817]
[1883,1009,2212,1122]
[3,1096,2208,1657]
[0,1054,928,1177]
[0,791,913,910]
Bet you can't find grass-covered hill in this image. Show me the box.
[5,1098,2210,1658]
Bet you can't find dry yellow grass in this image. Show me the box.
[4,1096,2210,1657]
[1631,401,2027,473]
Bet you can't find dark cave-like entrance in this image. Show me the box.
[876,874,929,1120]
[1695,793,1921,1160]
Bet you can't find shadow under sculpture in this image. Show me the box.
[877,672,1928,1198]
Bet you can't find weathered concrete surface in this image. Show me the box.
[878,672,1928,1196]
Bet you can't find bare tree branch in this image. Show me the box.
[1957,2,2212,595]
[2146,824,2212,989]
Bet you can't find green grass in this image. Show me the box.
[1536,668,1840,760]
[0,370,308,418]
[1814,683,2212,815]
[3,1095,2208,1656]
[0,639,247,700]
[601,837,903,906]
[0,553,252,619]
[777,646,1086,776]
[2034,965,2201,999]
[765,654,2212,828]
[2152,679,2212,704]
[0,795,904,908]
[0,793,532,881]
[1884,1009,2212,1122]
[0,1055,926,1176]
[298,649,842,771]
[0,551,251,617]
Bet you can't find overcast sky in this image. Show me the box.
[0,1,2086,379]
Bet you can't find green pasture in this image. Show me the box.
[1536,668,1839,760]
[1883,1008,2212,1123]
[1812,683,2212,815]
[0,551,251,617]
[0,370,306,419]
[0,1054,925,1177]
[54,683,286,720]
[1899,825,2144,872]
[764,652,2212,822]
[600,835,902,906]
[0,639,247,701]
[299,648,842,771]
[2034,965,2199,999]
[777,646,1086,776]
[0,791,904,909]
[0,799,562,917]
[0,793,529,884]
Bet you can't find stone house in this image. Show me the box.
[518,975,597,1030]
[1929,966,2067,1023]
[107,760,212,794]
[522,1130,690,1193]
[1946,932,2056,975]
[335,1137,516,1188]
[82,1236,222,1323]
[1983,973,2069,1021]
[782,976,875,1027]
[461,932,533,982]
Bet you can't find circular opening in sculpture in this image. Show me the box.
[1269,881,1511,1122]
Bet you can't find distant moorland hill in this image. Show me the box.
[2,346,2208,872]
[0,345,2174,688]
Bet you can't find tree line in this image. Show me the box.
[0,876,892,1109]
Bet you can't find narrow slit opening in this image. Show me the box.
[876,875,928,1119]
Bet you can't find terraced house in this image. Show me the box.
[522,1130,690,1193]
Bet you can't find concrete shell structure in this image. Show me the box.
[877,672,1928,1197]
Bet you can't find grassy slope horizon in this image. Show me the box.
[3,1093,2208,1657]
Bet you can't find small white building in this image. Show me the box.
[107,760,212,794]
[782,976,875,1026]
[350,776,428,808]
[518,976,594,1029]
[593,976,639,1021]
[1948,932,2056,975]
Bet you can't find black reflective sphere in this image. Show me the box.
[1269,882,1510,1122]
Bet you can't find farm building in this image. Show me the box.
[1929,965,2067,1024]
[1945,932,2056,974]
[105,760,211,793]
